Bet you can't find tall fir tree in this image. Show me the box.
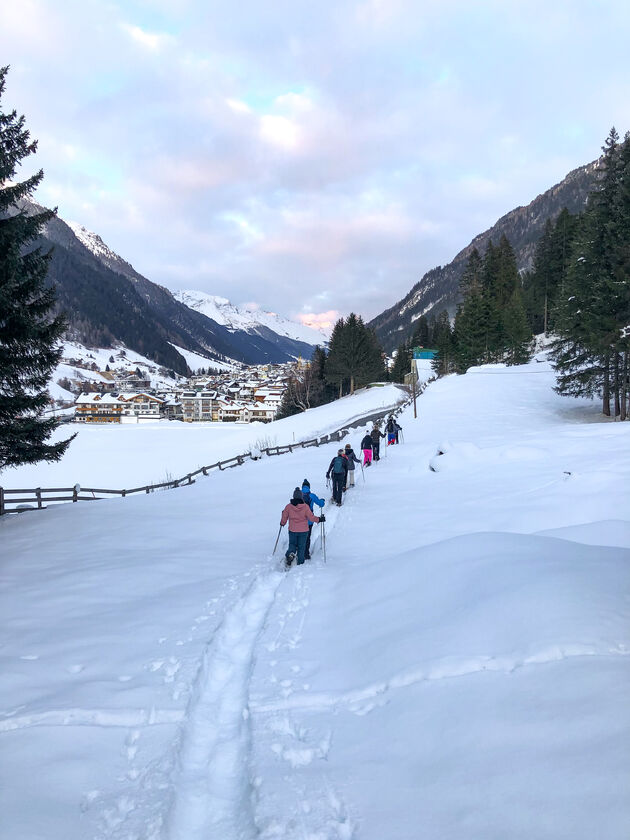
[409,315,430,349]
[431,311,454,377]
[325,313,385,395]
[391,342,411,383]
[551,128,630,417]
[0,66,75,470]
[502,287,532,365]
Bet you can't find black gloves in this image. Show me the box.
[319,514,326,523]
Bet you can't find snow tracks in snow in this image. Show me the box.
[165,569,284,840]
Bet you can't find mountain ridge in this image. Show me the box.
[368,159,601,350]
[18,202,321,370]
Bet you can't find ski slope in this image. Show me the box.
[1,359,629,840]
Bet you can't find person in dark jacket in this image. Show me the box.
[343,443,361,488]
[280,488,324,567]
[301,478,325,559]
[326,449,348,505]
[360,432,373,466]
[386,416,397,445]
[370,424,385,461]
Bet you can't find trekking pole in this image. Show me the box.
[360,462,365,483]
[272,524,283,555]
[321,521,327,563]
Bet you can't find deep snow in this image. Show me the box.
[1,360,629,840]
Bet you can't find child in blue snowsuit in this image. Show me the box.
[301,478,325,560]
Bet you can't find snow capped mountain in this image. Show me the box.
[66,220,140,282]
[175,290,329,346]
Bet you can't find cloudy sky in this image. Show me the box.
[1,1,630,328]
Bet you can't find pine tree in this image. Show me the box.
[452,248,487,372]
[551,128,629,416]
[612,133,630,419]
[0,66,75,470]
[453,291,486,372]
[325,314,385,395]
[459,247,483,298]
[502,287,532,365]
[481,240,504,360]
[391,342,411,383]
[410,315,430,349]
[431,311,454,377]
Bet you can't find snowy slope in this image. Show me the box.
[167,343,237,373]
[1,361,629,840]
[56,341,185,390]
[175,289,329,345]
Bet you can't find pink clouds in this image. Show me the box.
[296,310,338,332]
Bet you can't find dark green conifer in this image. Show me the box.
[0,66,75,470]
[431,311,454,377]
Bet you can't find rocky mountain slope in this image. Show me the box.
[369,159,600,350]
[22,204,320,372]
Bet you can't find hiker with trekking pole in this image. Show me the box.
[279,487,325,569]
[370,423,386,461]
[326,448,348,506]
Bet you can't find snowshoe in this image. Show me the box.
[285,552,296,570]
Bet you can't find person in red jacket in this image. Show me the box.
[280,488,325,568]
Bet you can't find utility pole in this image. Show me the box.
[412,356,417,419]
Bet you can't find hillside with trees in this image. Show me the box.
[369,160,600,352]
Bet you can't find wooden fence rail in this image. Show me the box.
[0,394,416,516]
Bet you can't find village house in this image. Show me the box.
[114,371,152,392]
[75,393,124,423]
[118,392,164,422]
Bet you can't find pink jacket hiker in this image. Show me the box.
[280,501,320,533]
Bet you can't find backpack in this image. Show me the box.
[302,490,312,508]
[332,455,346,474]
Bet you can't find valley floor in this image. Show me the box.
[1,361,629,839]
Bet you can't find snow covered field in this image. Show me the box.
[1,360,629,840]
[0,384,405,489]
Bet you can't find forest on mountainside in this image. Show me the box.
[394,129,630,420]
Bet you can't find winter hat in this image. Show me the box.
[302,478,310,487]
[292,487,303,501]
[338,449,344,455]
[344,443,351,450]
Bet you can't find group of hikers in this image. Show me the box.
[279,415,403,569]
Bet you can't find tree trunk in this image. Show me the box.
[614,348,621,417]
[338,381,342,399]
[602,351,611,416]
[350,375,355,394]
[621,350,628,422]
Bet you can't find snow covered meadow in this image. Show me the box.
[1,359,629,840]
[2,384,405,489]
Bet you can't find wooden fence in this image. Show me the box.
[0,397,415,516]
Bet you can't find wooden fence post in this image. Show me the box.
[36,488,42,509]
[0,487,4,517]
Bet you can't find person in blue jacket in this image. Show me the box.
[301,478,325,560]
